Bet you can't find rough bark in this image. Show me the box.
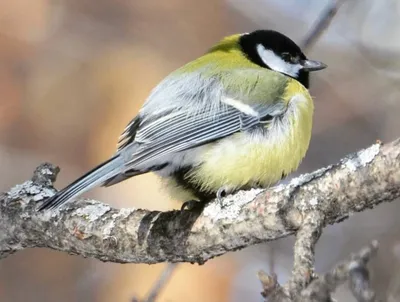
[0,139,399,266]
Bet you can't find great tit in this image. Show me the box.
[39,29,326,211]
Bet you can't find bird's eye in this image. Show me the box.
[291,56,300,64]
[281,52,292,61]
[282,52,295,63]
[282,52,300,64]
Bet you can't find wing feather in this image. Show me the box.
[128,106,245,166]
[115,68,289,172]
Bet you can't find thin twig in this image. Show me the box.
[348,241,379,302]
[269,244,276,276]
[143,263,178,302]
[257,241,380,301]
[258,270,289,302]
[301,0,346,51]
[299,241,379,302]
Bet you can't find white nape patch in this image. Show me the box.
[256,44,302,77]
[222,97,259,116]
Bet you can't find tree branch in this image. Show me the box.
[286,211,324,296]
[299,241,379,302]
[301,0,346,51]
[259,241,379,301]
[132,263,178,302]
[0,139,399,265]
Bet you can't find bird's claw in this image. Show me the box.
[217,187,226,202]
[216,186,233,208]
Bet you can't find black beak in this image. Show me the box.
[301,59,327,72]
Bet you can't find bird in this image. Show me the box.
[38,29,326,211]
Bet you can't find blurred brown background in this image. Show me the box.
[1,0,400,301]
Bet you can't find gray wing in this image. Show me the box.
[117,102,283,170]
[116,72,286,170]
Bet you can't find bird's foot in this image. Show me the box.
[216,186,234,208]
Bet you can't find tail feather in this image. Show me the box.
[101,169,142,187]
[38,155,123,211]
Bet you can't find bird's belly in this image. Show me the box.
[188,125,310,193]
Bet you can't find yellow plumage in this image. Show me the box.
[194,80,313,190]
[165,79,314,201]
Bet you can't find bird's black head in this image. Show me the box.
[239,30,326,88]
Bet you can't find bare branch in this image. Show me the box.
[286,211,324,296]
[299,241,379,302]
[258,271,288,301]
[0,139,399,265]
[143,263,178,302]
[132,263,178,302]
[301,0,346,51]
[348,241,379,302]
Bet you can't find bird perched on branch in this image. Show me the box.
[39,29,326,211]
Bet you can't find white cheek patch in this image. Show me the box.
[256,44,302,77]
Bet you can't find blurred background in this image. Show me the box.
[1,0,400,301]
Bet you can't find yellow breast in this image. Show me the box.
[189,80,314,192]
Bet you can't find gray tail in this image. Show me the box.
[101,170,142,187]
[38,155,123,211]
